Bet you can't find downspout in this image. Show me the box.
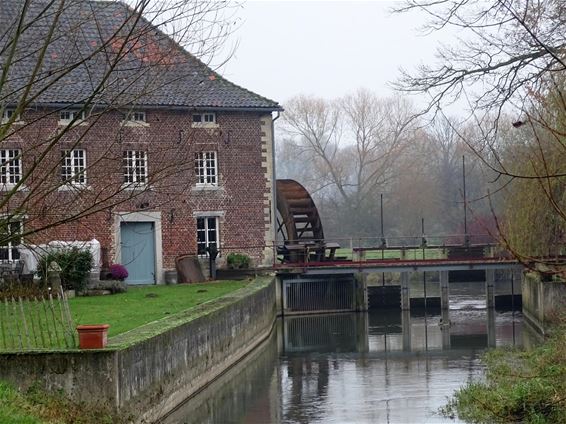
[271,111,280,263]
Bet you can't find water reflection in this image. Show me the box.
[162,304,524,423]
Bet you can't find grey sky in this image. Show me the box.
[219,1,447,106]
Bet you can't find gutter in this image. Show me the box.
[23,102,284,113]
[271,111,280,257]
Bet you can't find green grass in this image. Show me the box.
[0,380,126,424]
[0,280,249,350]
[69,280,248,338]
[441,321,566,423]
[0,381,40,424]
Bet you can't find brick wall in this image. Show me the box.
[1,107,274,279]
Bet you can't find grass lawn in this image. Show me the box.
[69,280,248,338]
[0,380,125,424]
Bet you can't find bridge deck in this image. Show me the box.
[275,257,522,274]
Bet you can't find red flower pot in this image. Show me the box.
[77,324,110,349]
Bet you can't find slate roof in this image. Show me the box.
[0,0,281,111]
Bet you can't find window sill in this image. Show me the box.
[192,184,221,192]
[122,183,150,191]
[58,184,91,191]
[0,184,28,191]
[58,120,88,127]
[1,120,25,126]
[121,120,150,128]
[191,123,219,129]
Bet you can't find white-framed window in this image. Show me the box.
[0,220,22,261]
[192,112,216,127]
[0,149,22,186]
[126,111,146,123]
[59,109,85,124]
[61,149,86,186]
[1,108,18,123]
[195,151,217,186]
[123,150,148,186]
[197,217,219,256]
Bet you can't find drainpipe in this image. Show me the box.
[271,111,280,263]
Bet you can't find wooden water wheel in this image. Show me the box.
[276,179,324,243]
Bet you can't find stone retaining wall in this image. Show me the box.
[0,277,276,422]
[522,273,566,335]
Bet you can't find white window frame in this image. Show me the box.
[123,150,148,187]
[0,220,22,262]
[192,112,217,128]
[197,217,219,256]
[59,109,85,125]
[0,149,22,187]
[1,108,19,124]
[61,149,87,186]
[195,151,218,186]
[127,111,146,123]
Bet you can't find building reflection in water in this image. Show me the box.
[162,306,526,424]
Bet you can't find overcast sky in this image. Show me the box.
[218,1,448,107]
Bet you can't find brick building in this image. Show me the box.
[0,1,281,283]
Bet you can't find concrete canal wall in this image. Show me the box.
[522,273,566,335]
[0,277,277,422]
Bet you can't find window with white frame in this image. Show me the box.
[192,112,216,126]
[195,151,217,186]
[0,149,22,186]
[197,217,219,256]
[1,108,18,123]
[59,109,85,124]
[126,111,146,123]
[61,149,86,185]
[0,220,22,261]
[123,150,148,186]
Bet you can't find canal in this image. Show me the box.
[163,281,533,424]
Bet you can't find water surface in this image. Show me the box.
[163,283,526,424]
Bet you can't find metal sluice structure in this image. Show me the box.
[272,179,540,315]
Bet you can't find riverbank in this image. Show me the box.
[0,276,277,423]
[0,380,128,424]
[443,317,566,423]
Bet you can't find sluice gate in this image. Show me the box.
[281,275,360,315]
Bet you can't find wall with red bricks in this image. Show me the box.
[1,107,274,281]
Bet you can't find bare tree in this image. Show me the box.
[280,90,417,237]
[395,0,566,275]
[0,0,239,252]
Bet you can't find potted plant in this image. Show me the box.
[110,263,128,281]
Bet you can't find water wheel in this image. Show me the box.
[276,179,324,243]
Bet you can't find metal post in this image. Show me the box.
[487,305,496,347]
[486,268,495,309]
[441,307,451,350]
[440,271,449,310]
[462,155,469,246]
[402,309,412,352]
[401,272,410,311]
[381,193,385,263]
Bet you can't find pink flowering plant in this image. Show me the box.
[110,264,128,281]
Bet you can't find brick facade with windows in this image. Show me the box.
[1,1,281,283]
[1,107,277,282]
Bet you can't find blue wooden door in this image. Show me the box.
[120,222,155,284]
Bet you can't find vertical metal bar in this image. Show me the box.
[48,293,62,347]
[41,296,54,348]
[60,287,76,348]
[34,297,47,348]
[18,299,31,348]
[0,298,7,349]
[11,298,23,350]
[25,297,40,349]
[462,155,468,242]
